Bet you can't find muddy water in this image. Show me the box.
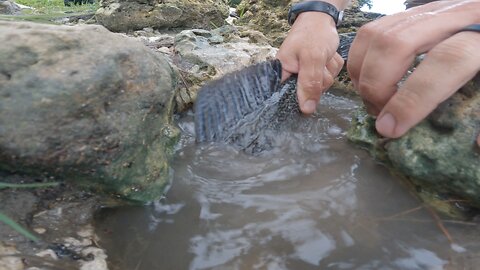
[96,92,480,270]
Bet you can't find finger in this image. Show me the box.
[375,31,480,138]
[326,53,344,78]
[281,69,293,82]
[356,2,480,114]
[297,50,328,114]
[322,67,334,90]
[347,0,470,88]
[477,134,480,147]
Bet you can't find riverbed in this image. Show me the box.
[96,91,480,270]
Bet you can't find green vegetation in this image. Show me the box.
[0,0,98,24]
[358,0,373,9]
[0,181,59,189]
[15,0,97,15]
[0,181,58,242]
[228,0,242,7]
[0,212,39,242]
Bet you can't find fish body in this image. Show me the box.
[194,33,355,153]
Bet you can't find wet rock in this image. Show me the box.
[95,0,229,33]
[174,27,277,76]
[0,21,180,201]
[0,243,24,270]
[0,0,21,14]
[0,172,110,269]
[171,26,278,112]
[348,74,480,208]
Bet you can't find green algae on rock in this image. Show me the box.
[348,74,480,208]
[0,21,180,202]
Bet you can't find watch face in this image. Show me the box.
[337,10,344,26]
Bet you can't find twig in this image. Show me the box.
[382,205,424,220]
[425,206,454,244]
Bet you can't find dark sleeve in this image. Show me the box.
[404,0,441,9]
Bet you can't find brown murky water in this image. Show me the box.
[96,92,480,270]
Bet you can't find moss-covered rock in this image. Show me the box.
[0,21,180,202]
[348,74,480,209]
[95,0,229,32]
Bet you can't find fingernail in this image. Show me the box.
[302,99,317,114]
[376,113,396,137]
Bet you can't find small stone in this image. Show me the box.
[0,243,24,270]
[33,227,46,234]
[157,47,171,54]
[35,249,59,260]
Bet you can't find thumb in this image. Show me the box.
[477,134,480,147]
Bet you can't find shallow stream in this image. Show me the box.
[96,92,480,270]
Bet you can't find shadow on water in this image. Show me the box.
[95,91,480,270]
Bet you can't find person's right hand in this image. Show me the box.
[347,0,480,145]
[277,12,344,115]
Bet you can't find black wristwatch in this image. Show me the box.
[288,1,344,27]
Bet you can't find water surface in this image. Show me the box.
[96,92,480,270]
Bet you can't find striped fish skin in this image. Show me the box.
[194,33,355,153]
[194,60,299,152]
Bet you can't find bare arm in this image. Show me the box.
[276,0,351,114]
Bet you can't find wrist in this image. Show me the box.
[287,1,343,26]
[288,1,346,26]
[295,12,337,29]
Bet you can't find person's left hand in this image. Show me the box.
[277,12,344,114]
[347,0,480,146]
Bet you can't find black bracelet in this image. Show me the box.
[458,24,480,33]
[288,1,344,26]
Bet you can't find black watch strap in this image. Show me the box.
[288,1,343,26]
[458,24,480,33]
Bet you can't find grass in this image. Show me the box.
[0,0,98,24]
[0,212,39,242]
[0,181,59,189]
[15,0,98,15]
[0,181,59,242]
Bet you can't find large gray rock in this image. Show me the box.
[348,74,480,208]
[0,21,180,202]
[95,0,229,32]
[0,0,21,14]
[167,26,278,112]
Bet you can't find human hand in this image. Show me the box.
[347,0,480,146]
[277,12,344,114]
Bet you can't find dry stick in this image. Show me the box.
[377,217,478,226]
[172,47,190,91]
[425,205,454,244]
[381,205,424,220]
[378,170,466,244]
